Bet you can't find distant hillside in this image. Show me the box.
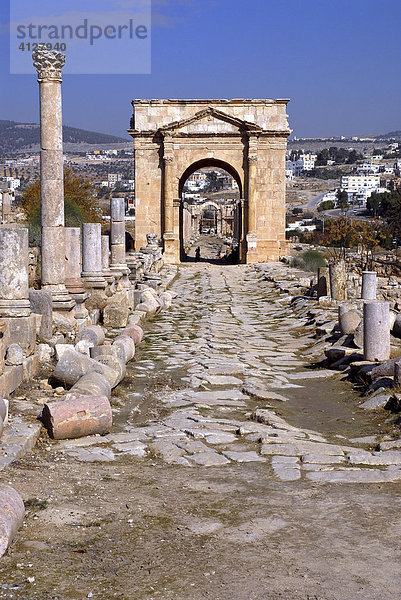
[376,130,401,140]
[0,120,128,153]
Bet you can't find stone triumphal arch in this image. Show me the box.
[129,99,290,263]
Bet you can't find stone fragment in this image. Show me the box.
[64,447,115,462]
[112,335,135,363]
[51,347,118,388]
[347,450,401,465]
[370,357,400,380]
[359,391,392,410]
[306,468,401,483]
[42,394,112,440]
[69,372,112,399]
[147,440,186,461]
[37,343,53,364]
[189,451,230,466]
[112,441,146,456]
[300,454,345,464]
[123,324,144,344]
[0,399,8,424]
[251,408,300,432]
[205,432,237,445]
[103,304,129,329]
[93,354,126,387]
[260,441,344,456]
[242,384,288,402]
[76,325,105,346]
[174,439,209,454]
[222,450,264,463]
[5,344,23,366]
[53,313,74,335]
[0,484,25,558]
[378,439,401,451]
[29,289,53,339]
[339,309,361,335]
[204,375,243,386]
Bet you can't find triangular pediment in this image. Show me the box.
[159,107,262,134]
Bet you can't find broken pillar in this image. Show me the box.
[110,198,129,279]
[1,192,11,224]
[42,394,112,439]
[0,227,30,318]
[361,271,377,300]
[81,223,106,289]
[329,261,347,301]
[64,227,89,321]
[363,301,390,362]
[101,234,114,283]
[317,266,330,298]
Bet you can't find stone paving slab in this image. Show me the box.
[0,417,41,471]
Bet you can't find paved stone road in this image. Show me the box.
[4,263,401,600]
[61,264,401,483]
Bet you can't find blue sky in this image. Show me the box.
[1,0,400,139]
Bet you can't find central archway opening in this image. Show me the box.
[179,159,242,263]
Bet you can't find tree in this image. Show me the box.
[366,192,382,217]
[336,189,349,213]
[317,200,334,212]
[322,216,390,266]
[315,148,330,166]
[21,169,102,245]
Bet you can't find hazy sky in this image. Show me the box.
[1,0,400,139]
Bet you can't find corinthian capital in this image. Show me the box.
[32,45,66,82]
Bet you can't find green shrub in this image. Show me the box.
[291,249,326,272]
[27,198,87,246]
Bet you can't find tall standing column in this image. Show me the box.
[32,46,74,311]
[246,135,258,261]
[163,157,174,234]
[247,157,257,235]
[162,135,178,263]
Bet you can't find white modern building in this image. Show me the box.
[341,175,381,193]
[286,153,317,177]
[0,177,20,191]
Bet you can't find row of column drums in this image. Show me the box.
[0,197,128,319]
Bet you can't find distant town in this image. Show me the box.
[1,122,400,245]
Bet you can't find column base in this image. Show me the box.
[82,272,107,290]
[102,270,117,285]
[0,299,31,318]
[41,284,75,311]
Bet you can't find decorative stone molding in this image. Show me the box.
[32,45,65,82]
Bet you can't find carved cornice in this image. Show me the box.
[32,45,65,82]
[128,130,291,139]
